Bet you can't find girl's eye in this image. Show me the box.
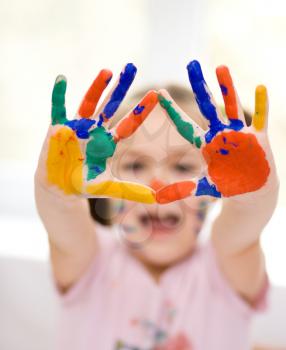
[173,163,195,173]
[122,162,145,172]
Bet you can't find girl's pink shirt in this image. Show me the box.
[53,224,269,350]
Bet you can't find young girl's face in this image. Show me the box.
[110,103,210,268]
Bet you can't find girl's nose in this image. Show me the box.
[149,178,167,191]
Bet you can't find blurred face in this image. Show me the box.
[110,102,210,268]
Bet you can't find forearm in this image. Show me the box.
[211,186,278,302]
[35,179,97,253]
[212,185,279,255]
[35,178,98,290]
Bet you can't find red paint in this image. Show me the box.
[216,66,238,120]
[156,181,196,204]
[203,131,270,196]
[114,90,158,141]
[150,178,166,191]
[78,69,113,118]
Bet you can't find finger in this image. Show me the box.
[82,180,156,203]
[156,181,196,204]
[158,89,204,149]
[113,90,158,142]
[51,75,67,125]
[216,65,246,124]
[187,60,224,130]
[95,63,137,127]
[252,85,268,131]
[77,69,113,119]
[156,175,222,204]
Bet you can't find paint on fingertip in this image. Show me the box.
[105,76,112,85]
[156,181,196,204]
[196,177,221,198]
[98,63,137,124]
[158,95,202,148]
[133,104,145,115]
[187,60,244,143]
[220,84,228,95]
[51,77,67,125]
[114,91,157,141]
[187,61,223,140]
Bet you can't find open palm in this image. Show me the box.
[157,60,278,203]
[36,64,158,204]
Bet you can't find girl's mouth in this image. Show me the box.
[138,212,181,236]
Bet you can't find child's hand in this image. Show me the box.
[35,64,158,204]
[157,60,279,204]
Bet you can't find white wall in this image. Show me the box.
[1,0,286,348]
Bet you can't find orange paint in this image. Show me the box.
[150,178,166,191]
[202,131,270,196]
[216,66,238,120]
[114,90,158,141]
[78,69,113,118]
[156,181,196,204]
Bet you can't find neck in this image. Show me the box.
[142,260,169,283]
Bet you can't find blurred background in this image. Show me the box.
[0,0,286,349]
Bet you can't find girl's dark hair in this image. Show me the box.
[88,198,112,226]
[88,84,252,225]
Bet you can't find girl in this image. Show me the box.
[34,61,279,350]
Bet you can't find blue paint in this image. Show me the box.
[133,104,145,115]
[196,177,221,198]
[105,76,112,85]
[97,63,137,126]
[65,118,95,139]
[97,114,104,127]
[90,165,103,174]
[219,148,229,155]
[228,118,243,131]
[187,60,243,143]
[220,84,228,95]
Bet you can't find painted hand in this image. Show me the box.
[157,60,278,203]
[39,64,158,203]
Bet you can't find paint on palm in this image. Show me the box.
[47,64,158,203]
[157,60,270,203]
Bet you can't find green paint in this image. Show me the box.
[86,127,116,180]
[51,75,68,125]
[158,95,202,148]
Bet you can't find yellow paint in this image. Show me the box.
[46,127,155,203]
[85,181,156,203]
[47,127,83,194]
[253,85,267,131]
